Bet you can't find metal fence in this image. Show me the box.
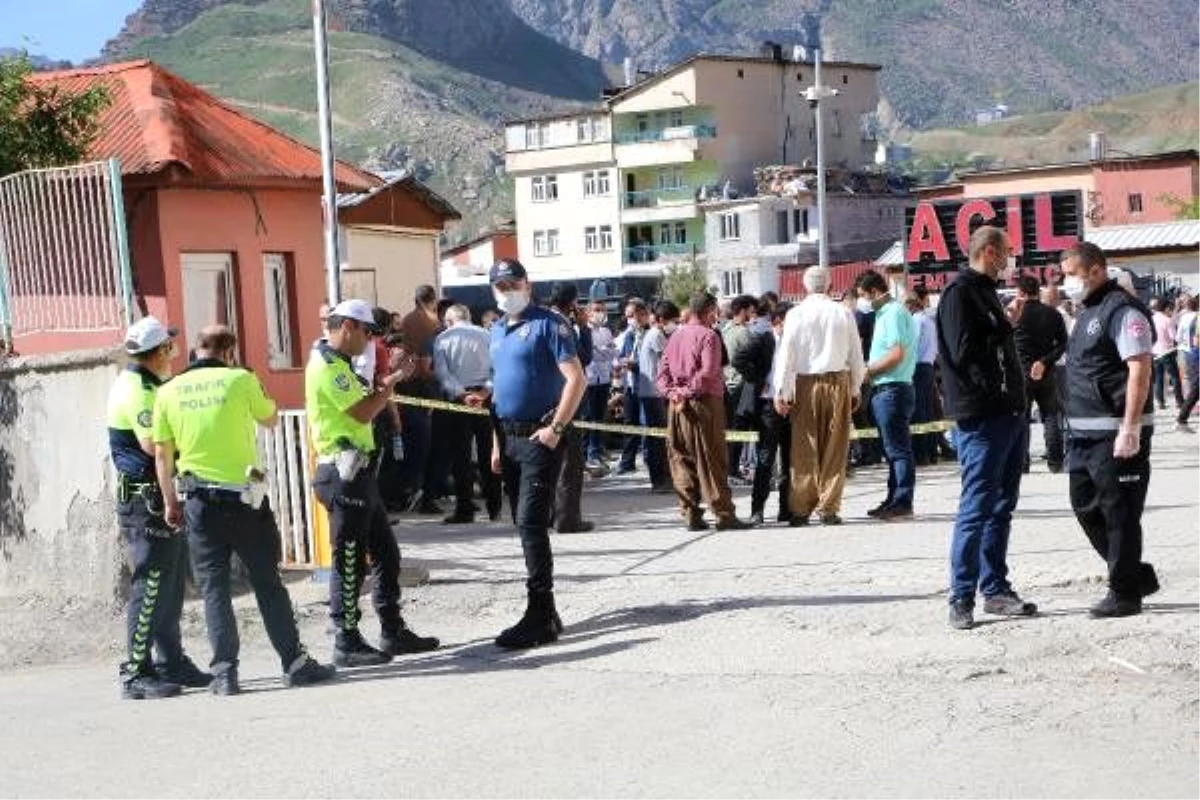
[0,159,133,348]
[258,410,319,567]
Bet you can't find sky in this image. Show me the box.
[1,0,144,63]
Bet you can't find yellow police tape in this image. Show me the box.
[392,395,955,443]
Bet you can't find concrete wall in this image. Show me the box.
[343,227,440,315]
[0,349,123,604]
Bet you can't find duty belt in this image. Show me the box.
[178,473,267,509]
[116,473,156,504]
[1066,413,1155,432]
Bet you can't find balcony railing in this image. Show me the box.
[614,124,717,145]
[622,185,696,209]
[623,243,696,264]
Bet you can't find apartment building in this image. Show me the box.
[502,52,881,294]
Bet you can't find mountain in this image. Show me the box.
[102,0,1199,241]
[0,48,72,70]
[103,0,608,238]
[509,0,1200,128]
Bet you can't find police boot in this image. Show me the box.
[333,629,392,668]
[120,664,181,700]
[495,591,560,650]
[380,619,440,656]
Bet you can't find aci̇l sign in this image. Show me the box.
[903,191,1083,292]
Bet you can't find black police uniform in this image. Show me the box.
[1065,280,1159,608]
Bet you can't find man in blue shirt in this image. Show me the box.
[857,271,919,520]
[488,259,586,649]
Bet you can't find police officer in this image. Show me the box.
[107,317,210,699]
[1060,243,1160,617]
[488,260,586,649]
[307,299,440,666]
[153,325,335,695]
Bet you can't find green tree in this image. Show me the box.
[660,259,714,309]
[0,54,110,178]
[1159,193,1200,220]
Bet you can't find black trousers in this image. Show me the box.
[447,411,502,514]
[118,493,187,674]
[911,363,937,464]
[185,494,305,673]
[313,463,402,635]
[1024,369,1064,467]
[1068,432,1152,598]
[750,399,791,516]
[618,387,643,470]
[554,426,586,529]
[499,425,565,593]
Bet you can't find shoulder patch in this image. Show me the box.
[1124,313,1150,340]
[1086,318,1102,336]
[136,410,152,428]
[334,372,352,391]
[558,323,571,337]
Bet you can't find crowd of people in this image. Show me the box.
[104,229,1192,697]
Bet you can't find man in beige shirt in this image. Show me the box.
[772,267,865,526]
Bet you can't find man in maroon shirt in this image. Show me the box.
[656,292,753,532]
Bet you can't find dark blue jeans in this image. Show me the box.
[949,413,1027,603]
[638,395,669,486]
[870,382,916,509]
[618,387,643,470]
[398,406,432,498]
[583,384,611,461]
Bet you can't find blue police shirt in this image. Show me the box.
[490,305,577,421]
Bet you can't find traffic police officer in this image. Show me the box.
[1060,243,1160,617]
[107,316,210,699]
[153,325,335,694]
[307,299,440,666]
[488,259,586,649]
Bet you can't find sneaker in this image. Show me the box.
[556,521,595,533]
[948,599,975,630]
[1139,563,1160,598]
[788,515,810,527]
[1089,591,1142,618]
[210,667,240,696]
[156,656,213,689]
[982,591,1038,617]
[282,656,337,688]
[877,505,914,522]
[749,511,765,526]
[380,625,440,656]
[716,517,752,531]
[819,513,843,526]
[333,631,393,668]
[442,510,475,524]
[121,671,182,700]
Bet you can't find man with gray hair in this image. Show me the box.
[433,303,501,524]
[772,266,865,526]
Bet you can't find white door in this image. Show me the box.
[180,252,236,349]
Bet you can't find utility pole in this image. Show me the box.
[803,47,837,271]
[312,0,341,304]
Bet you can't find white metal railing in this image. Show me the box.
[258,409,317,567]
[0,159,133,347]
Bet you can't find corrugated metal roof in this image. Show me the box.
[337,170,460,220]
[874,240,904,267]
[29,60,379,192]
[1084,220,1200,252]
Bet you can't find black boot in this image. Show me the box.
[333,629,392,667]
[380,620,440,655]
[1138,563,1160,598]
[495,591,560,650]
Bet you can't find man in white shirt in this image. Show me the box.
[772,267,865,526]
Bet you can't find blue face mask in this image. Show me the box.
[750,317,771,335]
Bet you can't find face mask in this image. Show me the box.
[1001,255,1018,282]
[591,312,606,326]
[663,322,678,335]
[495,290,530,316]
[856,298,873,314]
[1061,276,1088,302]
[750,317,771,334]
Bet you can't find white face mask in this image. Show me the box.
[663,322,678,335]
[1061,276,1088,302]
[856,298,874,314]
[590,312,607,326]
[1001,255,1018,282]
[495,290,530,316]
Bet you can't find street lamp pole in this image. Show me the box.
[804,47,836,271]
[312,0,342,304]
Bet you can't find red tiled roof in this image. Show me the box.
[29,60,379,192]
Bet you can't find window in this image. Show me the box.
[673,222,687,245]
[577,118,592,143]
[525,123,546,149]
[777,210,790,244]
[720,212,741,241]
[793,208,810,237]
[842,74,849,85]
[658,223,672,246]
[547,229,560,254]
[669,109,684,127]
[263,253,296,369]
[585,226,600,252]
[636,114,649,133]
[599,225,613,251]
[721,269,744,296]
[832,110,843,138]
[583,170,611,198]
[1128,193,1144,213]
[533,229,560,256]
[657,166,684,190]
[531,175,558,202]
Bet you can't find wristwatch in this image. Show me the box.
[551,421,569,436]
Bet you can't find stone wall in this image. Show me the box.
[0,349,124,603]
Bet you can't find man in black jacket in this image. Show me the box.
[1012,275,1069,473]
[936,225,1037,630]
[734,300,791,525]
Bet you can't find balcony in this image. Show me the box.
[621,185,700,224]
[614,124,717,145]
[613,124,717,169]
[622,242,696,265]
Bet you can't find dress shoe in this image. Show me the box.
[1089,591,1142,618]
[716,517,752,531]
[788,515,810,527]
[1139,563,1160,597]
[948,599,975,630]
[686,516,708,532]
[210,667,241,696]
[556,521,596,533]
[443,510,476,524]
[282,657,336,688]
[876,505,913,522]
[983,591,1038,617]
[866,502,890,518]
[819,513,843,526]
